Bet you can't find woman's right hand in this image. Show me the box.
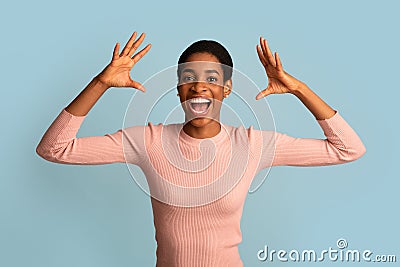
[96,32,152,92]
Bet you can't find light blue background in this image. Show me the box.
[1,0,399,266]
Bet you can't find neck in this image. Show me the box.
[182,119,221,139]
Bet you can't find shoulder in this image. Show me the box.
[223,124,278,152]
[135,122,182,143]
[223,124,273,140]
[122,122,182,150]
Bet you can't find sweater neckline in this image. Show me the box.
[177,123,229,147]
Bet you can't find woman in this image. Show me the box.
[36,32,366,266]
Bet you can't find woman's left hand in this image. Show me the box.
[256,37,306,100]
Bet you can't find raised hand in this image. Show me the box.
[255,37,305,100]
[96,32,152,91]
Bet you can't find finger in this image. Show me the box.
[131,43,152,64]
[262,38,276,67]
[128,32,146,57]
[261,38,275,66]
[121,32,138,56]
[260,37,269,63]
[256,45,267,67]
[130,79,146,92]
[261,37,276,67]
[259,36,268,64]
[255,87,273,100]
[275,52,283,72]
[113,42,120,60]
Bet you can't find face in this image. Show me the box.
[177,52,232,128]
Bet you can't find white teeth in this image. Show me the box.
[189,98,211,103]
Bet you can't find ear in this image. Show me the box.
[223,79,232,98]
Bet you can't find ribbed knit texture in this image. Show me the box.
[36,108,366,266]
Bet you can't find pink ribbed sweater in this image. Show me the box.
[36,108,366,266]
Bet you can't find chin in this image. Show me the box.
[187,117,215,128]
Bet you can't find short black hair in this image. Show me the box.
[177,40,233,82]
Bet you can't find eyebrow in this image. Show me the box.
[182,68,221,76]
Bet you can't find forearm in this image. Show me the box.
[65,76,109,116]
[291,83,336,120]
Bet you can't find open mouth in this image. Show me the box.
[188,97,212,115]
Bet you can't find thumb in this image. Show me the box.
[255,86,273,100]
[130,80,146,92]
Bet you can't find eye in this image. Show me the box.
[183,75,196,81]
[207,76,218,83]
[182,75,196,82]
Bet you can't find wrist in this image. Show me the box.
[92,76,110,92]
[291,82,310,97]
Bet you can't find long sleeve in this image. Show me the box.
[257,111,366,168]
[36,108,147,165]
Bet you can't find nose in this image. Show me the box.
[191,81,208,93]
